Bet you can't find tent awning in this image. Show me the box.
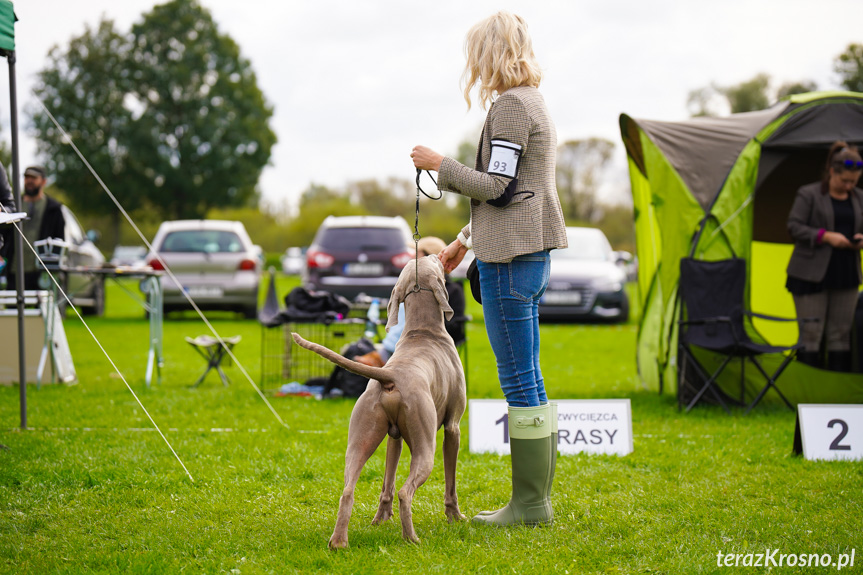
[621,105,788,210]
[0,1,15,52]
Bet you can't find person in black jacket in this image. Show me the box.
[2,166,65,290]
[785,142,863,371]
[0,162,16,272]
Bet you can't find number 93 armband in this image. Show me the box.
[488,140,521,179]
[487,140,532,208]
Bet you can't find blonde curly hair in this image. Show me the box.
[461,11,543,110]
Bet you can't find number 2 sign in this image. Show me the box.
[795,404,863,461]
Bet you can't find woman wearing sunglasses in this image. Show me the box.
[786,141,863,372]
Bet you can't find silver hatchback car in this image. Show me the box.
[146,220,262,318]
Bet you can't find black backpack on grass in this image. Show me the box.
[321,338,376,398]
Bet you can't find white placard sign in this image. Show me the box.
[469,399,633,456]
[797,404,863,461]
[488,140,521,178]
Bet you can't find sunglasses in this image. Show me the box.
[840,159,863,169]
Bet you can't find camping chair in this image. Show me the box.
[185,335,241,387]
[677,258,800,414]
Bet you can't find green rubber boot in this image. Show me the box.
[477,401,557,517]
[472,404,554,526]
[548,401,558,506]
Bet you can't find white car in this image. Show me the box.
[109,245,148,268]
[280,246,306,275]
[59,205,107,316]
[146,220,262,318]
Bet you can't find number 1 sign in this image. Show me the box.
[469,399,633,456]
[795,404,863,461]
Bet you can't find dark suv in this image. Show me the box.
[303,216,413,300]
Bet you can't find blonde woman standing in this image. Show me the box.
[412,11,567,526]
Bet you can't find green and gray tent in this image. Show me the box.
[620,91,863,406]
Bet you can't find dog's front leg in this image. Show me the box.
[442,418,466,522]
[373,435,402,525]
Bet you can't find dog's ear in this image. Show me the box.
[386,278,404,332]
[433,274,454,321]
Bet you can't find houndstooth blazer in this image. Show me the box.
[437,85,567,263]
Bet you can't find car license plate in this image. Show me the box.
[186,286,224,298]
[542,291,582,305]
[344,263,384,276]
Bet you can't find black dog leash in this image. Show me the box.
[409,169,443,295]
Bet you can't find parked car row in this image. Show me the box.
[42,211,634,324]
[297,217,632,324]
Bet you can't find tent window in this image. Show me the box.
[753,148,829,243]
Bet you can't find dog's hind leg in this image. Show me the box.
[329,397,388,550]
[372,435,402,525]
[442,417,467,522]
[397,403,437,543]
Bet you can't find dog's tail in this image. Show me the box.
[291,332,395,384]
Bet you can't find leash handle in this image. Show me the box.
[410,168,443,294]
[415,168,443,201]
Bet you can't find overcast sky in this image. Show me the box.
[6,0,862,212]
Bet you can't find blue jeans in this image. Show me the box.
[478,251,551,407]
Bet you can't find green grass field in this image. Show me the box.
[1,278,860,574]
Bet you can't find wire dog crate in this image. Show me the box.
[260,319,367,390]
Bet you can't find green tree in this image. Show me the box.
[687,73,799,117]
[31,0,276,232]
[556,138,615,223]
[127,0,275,219]
[719,73,771,113]
[0,139,10,171]
[686,86,722,117]
[288,184,365,246]
[834,43,863,92]
[776,80,818,99]
[596,204,635,254]
[348,178,412,218]
[32,19,134,243]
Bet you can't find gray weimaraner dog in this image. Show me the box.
[292,255,467,548]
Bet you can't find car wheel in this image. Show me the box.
[81,277,105,317]
[617,292,630,323]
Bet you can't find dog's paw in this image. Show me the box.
[446,510,468,523]
[372,508,393,525]
[328,534,349,550]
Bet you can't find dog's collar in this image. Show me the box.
[404,284,434,298]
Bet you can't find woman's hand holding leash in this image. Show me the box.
[439,239,467,274]
[411,146,443,172]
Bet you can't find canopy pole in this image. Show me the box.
[6,49,26,430]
